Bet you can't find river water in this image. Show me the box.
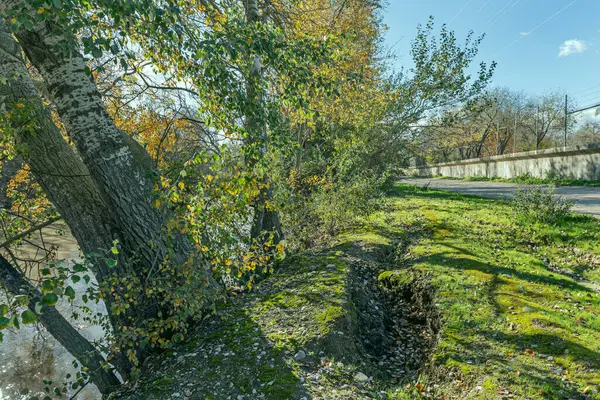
[0,226,105,399]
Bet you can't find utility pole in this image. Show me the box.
[513,112,517,153]
[535,106,539,150]
[496,120,500,155]
[564,94,568,147]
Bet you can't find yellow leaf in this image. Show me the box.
[37,7,45,14]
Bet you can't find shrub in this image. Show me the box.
[510,184,573,223]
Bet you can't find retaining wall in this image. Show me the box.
[410,143,600,180]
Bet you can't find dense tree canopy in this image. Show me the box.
[0,1,494,396]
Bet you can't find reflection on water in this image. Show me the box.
[0,227,107,399]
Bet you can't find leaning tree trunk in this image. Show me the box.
[244,0,283,244]
[0,19,135,377]
[0,254,121,394]
[2,5,220,289]
[1,4,220,377]
[0,155,21,210]
[15,26,169,271]
[0,19,122,300]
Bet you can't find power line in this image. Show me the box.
[489,0,522,28]
[572,90,600,103]
[570,82,600,96]
[487,0,518,25]
[492,0,577,57]
[450,0,471,24]
[478,0,493,12]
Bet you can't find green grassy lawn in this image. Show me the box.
[373,184,600,399]
[438,175,600,187]
[121,183,600,400]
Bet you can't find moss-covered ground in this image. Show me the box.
[118,183,600,400]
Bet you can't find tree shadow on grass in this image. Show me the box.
[413,252,595,294]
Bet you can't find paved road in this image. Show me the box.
[398,178,600,218]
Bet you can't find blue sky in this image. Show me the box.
[382,0,600,111]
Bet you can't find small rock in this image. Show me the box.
[294,350,306,361]
[547,356,554,361]
[522,306,533,312]
[354,372,370,382]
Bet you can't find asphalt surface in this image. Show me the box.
[398,178,600,218]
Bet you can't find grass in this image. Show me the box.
[119,183,600,399]
[437,174,600,187]
[376,184,600,399]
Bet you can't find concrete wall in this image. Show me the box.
[410,143,600,180]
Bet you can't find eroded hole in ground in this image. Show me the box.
[345,240,440,382]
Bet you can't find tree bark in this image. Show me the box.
[0,254,121,394]
[0,19,135,376]
[1,4,220,286]
[0,155,21,210]
[244,0,283,244]
[14,24,168,270]
[1,3,221,376]
[0,19,119,283]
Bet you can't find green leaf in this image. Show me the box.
[41,268,51,276]
[106,258,117,268]
[0,304,7,316]
[52,0,62,8]
[21,310,36,324]
[41,279,54,294]
[64,286,76,299]
[73,263,86,272]
[91,48,103,58]
[0,317,10,330]
[71,275,81,283]
[41,293,59,307]
[12,315,19,329]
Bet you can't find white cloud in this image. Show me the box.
[558,39,587,57]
